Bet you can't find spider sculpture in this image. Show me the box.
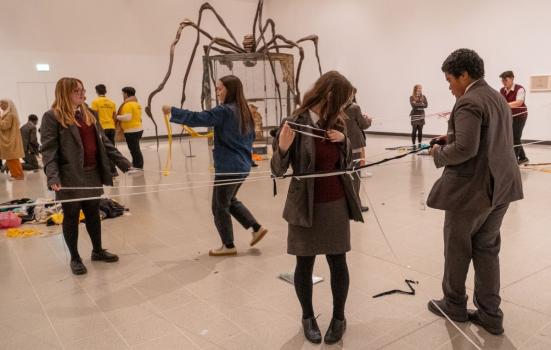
[145,0,323,147]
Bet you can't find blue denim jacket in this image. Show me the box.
[170,103,254,174]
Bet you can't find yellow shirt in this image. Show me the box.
[118,101,143,132]
[90,96,116,130]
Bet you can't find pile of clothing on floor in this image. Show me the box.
[0,197,129,230]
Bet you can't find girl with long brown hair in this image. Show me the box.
[162,75,268,256]
[41,77,132,275]
[271,71,364,345]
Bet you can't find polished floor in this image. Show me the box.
[1,135,551,350]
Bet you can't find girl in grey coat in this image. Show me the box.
[41,77,132,275]
[271,71,363,345]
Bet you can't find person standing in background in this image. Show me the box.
[117,87,144,169]
[91,84,118,175]
[409,84,428,149]
[0,99,25,180]
[500,71,529,165]
[344,92,372,212]
[20,114,40,171]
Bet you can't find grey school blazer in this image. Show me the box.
[40,109,131,190]
[345,103,371,149]
[427,79,523,211]
[271,111,364,228]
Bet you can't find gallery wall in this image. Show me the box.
[266,0,551,141]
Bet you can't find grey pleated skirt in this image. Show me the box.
[56,167,104,201]
[287,197,351,256]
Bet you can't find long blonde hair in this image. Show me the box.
[52,77,96,128]
[412,84,422,98]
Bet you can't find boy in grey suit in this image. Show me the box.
[426,49,523,335]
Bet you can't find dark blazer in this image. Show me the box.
[345,104,371,149]
[410,95,428,126]
[427,79,523,211]
[271,111,364,227]
[40,109,131,190]
[20,121,40,155]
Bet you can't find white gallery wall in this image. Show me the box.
[266,0,551,141]
[0,0,259,137]
[2,0,551,140]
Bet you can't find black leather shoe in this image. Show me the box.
[518,158,529,166]
[91,249,119,262]
[324,318,346,345]
[361,206,369,212]
[70,259,87,275]
[301,317,322,344]
[468,310,504,335]
[427,299,468,322]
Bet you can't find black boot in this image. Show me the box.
[324,318,346,344]
[91,249,119,262]
[301,317,322,344]
[70,258,87,275]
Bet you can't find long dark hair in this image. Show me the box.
[220,75,254,134]
[293,71,354,131]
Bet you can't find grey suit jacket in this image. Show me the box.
[345,104,371,149]
[427,79,523,211]
[271,112,363,228]
[40,109,131,190]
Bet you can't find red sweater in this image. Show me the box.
[313,138,345,203]
[76,111,98,167]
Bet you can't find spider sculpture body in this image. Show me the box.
[145,0,323,146]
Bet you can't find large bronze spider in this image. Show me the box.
[144,0,323,146]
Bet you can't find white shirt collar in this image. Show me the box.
[308,109,320,125]
[504,84,516,93]
[465,79,481,94]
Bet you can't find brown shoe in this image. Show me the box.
[468,310,504,335]
[250,227,268,246]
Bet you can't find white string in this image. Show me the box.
[286,120,325,132]
[60,174,273,190]
[430,300,482,350]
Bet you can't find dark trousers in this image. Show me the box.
[294,254,349,320]
[512,117,527,160]
[61,199,103,261]
[124,131,144,169]
[22,152,39,170]
[103,129,118,174]
[211,175,259,246]
[442,203,509,329]
[411,125,423,144]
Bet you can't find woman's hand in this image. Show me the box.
[278,122,295,153]
[327,129,345,143]
[50,184,61,192]
[161,105,172,115]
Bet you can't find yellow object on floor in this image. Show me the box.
[6,228,41,238]
[49,210,85,225]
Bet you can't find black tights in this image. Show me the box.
[61,200,103,261]
[411,124,423,144]
[294,254,349,321]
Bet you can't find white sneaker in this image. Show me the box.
[250,227,268,246]
[209,245,237,256]
[127,168,144,175]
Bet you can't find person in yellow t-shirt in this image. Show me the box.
[91,84,118,175]
[116,86,144,169]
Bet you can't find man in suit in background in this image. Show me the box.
[426,49,523,335]
[20,114,40,171]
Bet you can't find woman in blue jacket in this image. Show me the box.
[162,75,268,256]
